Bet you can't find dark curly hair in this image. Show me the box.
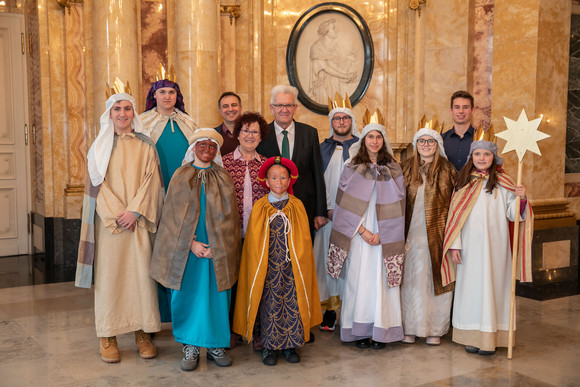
[233,111,269,140]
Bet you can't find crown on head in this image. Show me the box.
[418,114,444,134]
[362,108,385,127]
[328,92,352,111]
[474,124,495,142]
[105,77,132,98]
[155,64,176,82]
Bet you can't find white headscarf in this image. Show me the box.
[182,128,224,166]
[412,128,447,158]
[87,93,144,186]
[328,107,361,138]
[347,123,394,161]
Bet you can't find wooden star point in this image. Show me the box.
[495,109,550,162]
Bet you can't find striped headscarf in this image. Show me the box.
[145,79,186,113]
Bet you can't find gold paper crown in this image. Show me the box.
[417,114,444,134]
[362,108,385,127]
[105,77,132,98]
[474,124,495,142]
[155,64,176,82]
[327,92,352,111]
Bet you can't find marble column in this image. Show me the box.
[219,3,238,93]
[92,0,140,118]
[413,7,425,136]
[174,0,220,127]
[491,0,570,201]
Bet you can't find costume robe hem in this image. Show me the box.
[341,324,404,343]
[96,323,161,338]
[452,327,511,351]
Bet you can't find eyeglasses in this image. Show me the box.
[332,116,352,122]
[197,143,217,150]
[417,139,436,145]
[240,129,260,136]
[272,104,297,110]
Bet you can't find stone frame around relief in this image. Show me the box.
[286,2,374,115]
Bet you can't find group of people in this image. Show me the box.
[75,79,533,372]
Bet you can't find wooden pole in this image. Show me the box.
[507,160,523,359]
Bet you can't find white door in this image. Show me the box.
[0,14,30,256]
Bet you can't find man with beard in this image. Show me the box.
[215,92,242,155]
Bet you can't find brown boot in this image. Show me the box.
[135,330,157,359]
[100,337,120,363]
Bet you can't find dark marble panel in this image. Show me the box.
[566,15,580,173]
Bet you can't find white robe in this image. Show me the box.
[313,147,345,308]
[401,182,453,338]
[340,185,404,343]
[450,184,522,351]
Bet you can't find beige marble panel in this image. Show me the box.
[220,12,236,93]
[424,0,471,129]
[492,0,569,200]
[472,0,493,130]
[140,0,167,107]
[542,240,570,269]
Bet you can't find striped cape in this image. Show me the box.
[441,168,533,287]
[327,161,406,288]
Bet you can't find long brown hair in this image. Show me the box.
[410,145,441,185]
[352,132,394,166]
[456,157,499,194]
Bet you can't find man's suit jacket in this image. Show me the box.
[257,121,327,235]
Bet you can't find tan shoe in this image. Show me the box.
[135,330,157,359]
[100,336,120,363]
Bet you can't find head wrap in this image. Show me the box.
[87,93,144,186]
[347,123,394,161]
[182,128,224,166]
[328,107,360,138]
[468,140,503,166]
[412,128,447,158]
[257,156,299,195]
[145,79,186,113]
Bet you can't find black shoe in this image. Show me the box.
[465,345,479,354]
[478,349,496,356]
[306,333,315,344]
[262,349,277,366]
[320,310,337,331]
[355,339,370,348]
[371,340,386,349]
[282,348,300,363]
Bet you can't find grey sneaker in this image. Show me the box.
[206,347,232,367]
[181,345,200,371]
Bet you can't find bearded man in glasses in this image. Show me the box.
[312,99,360,332]
[257,85,328,240]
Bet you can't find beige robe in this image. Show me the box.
[94,134,164,337]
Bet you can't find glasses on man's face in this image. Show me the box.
[240,129,260,136]
[417,139,436,146]
[272,104,297,110]
[332,116,352,123]
[198,143,217,150]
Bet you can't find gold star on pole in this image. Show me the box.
[495,109,550,162]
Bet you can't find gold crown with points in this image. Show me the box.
[418,114,444,134]
[105,77,132,98]
[328,92,352,111]
[474,123,495,142]
[155,64,176,82]
[362,108,385,127]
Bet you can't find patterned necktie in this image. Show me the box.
[282,130,290,159]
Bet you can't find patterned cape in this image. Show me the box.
[401,158,457,295]
[441,168,533,287]
[327,161,406,288]
[233,195,322,342]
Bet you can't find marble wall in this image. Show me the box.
[472,0,493,130]
[140,0,167,107]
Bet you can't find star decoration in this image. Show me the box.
[495,109,550,162]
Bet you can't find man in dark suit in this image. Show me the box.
[257,85,328,239]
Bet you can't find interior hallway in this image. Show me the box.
[0,281,578,386]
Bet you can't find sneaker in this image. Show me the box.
[100,336,120,363]
[355,338,370,348]
[181,345,200,371]
[262,348,277,366]
[426,336,440,346]
[319,310,337,331]
[207,348,233,367]
[465,345,479,354]
[135,330,157,359]
[282,348,300,363]
[402,335,416,344]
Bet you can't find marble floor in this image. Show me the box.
[0,282,579,386]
